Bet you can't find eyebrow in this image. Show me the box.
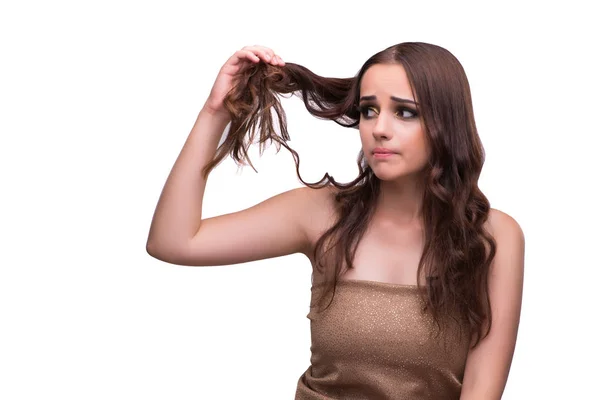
[359,95,419,106]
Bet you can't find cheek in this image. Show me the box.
[358,128,369,148]
[406,126,429,154]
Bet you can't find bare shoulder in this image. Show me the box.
[298,184,339,214]
[297,184,340,259]
[486,208,525,243]
[486,208,526,276]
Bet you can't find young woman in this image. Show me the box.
[146,43,525,400]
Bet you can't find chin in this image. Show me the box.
[371,170,404,181]
[370,165,423,183]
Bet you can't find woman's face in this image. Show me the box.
[358,63,430,182]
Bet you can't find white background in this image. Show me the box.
[1,0,598,398]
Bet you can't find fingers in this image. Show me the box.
[274,55,285,66]
[232,45,285,66]
[242,45,274,63]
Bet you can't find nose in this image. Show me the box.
[372,112,393,140]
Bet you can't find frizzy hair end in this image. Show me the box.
[201,60,358,181]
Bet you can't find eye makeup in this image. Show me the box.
[357,103,419,120]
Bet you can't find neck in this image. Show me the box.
[375,176,425,228]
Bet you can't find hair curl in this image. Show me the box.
[202,42,496,349]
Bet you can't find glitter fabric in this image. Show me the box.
[295,279,471,400]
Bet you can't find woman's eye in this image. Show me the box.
[359,106,377,118]
[359,105,417,119]
[397,108,417,118]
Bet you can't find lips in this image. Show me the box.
[373,148,396,154]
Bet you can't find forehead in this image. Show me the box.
[359,63,415,100]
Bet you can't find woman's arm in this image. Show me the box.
[460,209,526,399]
[146,45,317,266]
[145,106,229,260]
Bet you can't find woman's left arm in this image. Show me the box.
[460,209,526,400]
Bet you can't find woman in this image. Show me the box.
[146,42,525,400]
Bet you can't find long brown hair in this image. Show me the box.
[203,42,496,349]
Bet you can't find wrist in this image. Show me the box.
[200,104,231,124]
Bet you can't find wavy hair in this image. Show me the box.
[202,42,497,349]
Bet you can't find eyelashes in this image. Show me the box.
[357,104,419,120]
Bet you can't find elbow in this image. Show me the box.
[146,240,159,259]
[146,239,192,266]
[146,237,162,259]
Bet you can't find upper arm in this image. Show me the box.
[460,209,526,399]
[149,186,323,266]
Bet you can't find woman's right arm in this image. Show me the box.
[145,46,320,266]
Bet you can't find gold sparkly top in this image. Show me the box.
[295,279,471,400]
